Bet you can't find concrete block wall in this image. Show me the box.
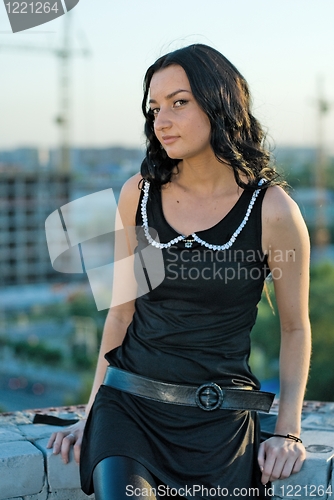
[0,402,334,500]
[0,407,93,500]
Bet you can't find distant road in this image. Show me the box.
[0,384,68,412]
[0,357,84,412]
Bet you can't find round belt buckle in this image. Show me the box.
[195,382,223,411]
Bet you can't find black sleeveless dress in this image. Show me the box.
[80,180,270,499]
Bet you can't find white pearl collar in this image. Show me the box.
[141,179,265,250]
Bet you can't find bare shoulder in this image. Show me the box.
[262,185,309,252]
[120,172,143,201]
[118,173,143,226]
[262,185,302,225]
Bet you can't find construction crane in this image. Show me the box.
[0,12,91,172]
[314,77,332,247]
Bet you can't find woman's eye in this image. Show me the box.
[174,99,188,107]
[149,100,187,117]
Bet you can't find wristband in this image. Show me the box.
[274,433,302,443]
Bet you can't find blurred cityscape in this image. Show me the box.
[0,145,141,412]
[0,144,334,412]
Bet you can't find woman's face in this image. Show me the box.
[149,65,212,162]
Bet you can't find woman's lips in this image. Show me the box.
[162,136,179,145]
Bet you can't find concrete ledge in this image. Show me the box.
[36,438,82,492]
[0,441,45,500]
[0,406,93,500]
[0,402,333,500]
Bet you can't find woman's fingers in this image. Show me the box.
[46,420,86,464]
[60,433,77,464]
[258,437,306,484]
[46,431,73,463]
[46,430,67,455]
[73,432,83,464]
[292,453,305,473]
[260,449,277,485]
[46,431,57,450]
[279,455,299,480]
[257,441,265,472]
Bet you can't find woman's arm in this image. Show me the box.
[47,173,143,463]
[258,186,311,484]
[85,173,143,416]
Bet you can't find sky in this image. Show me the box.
[0,0,334,152]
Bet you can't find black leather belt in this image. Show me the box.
[103,366,275,412]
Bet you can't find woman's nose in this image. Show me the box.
[154,108,172,131]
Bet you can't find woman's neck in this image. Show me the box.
[171,158,238,197]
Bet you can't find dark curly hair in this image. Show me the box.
[141,44,282,190]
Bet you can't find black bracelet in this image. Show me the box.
[274,433,302,443]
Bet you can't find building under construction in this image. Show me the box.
[0,170,71,286]
[0,144,139,287]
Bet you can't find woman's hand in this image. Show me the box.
[47,418,87,464]
[258,436,306,485]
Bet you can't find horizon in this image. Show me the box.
[0,143,327,153]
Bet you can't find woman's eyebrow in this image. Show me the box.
[149,89,191,104]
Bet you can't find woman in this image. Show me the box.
[48,44,311,499]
